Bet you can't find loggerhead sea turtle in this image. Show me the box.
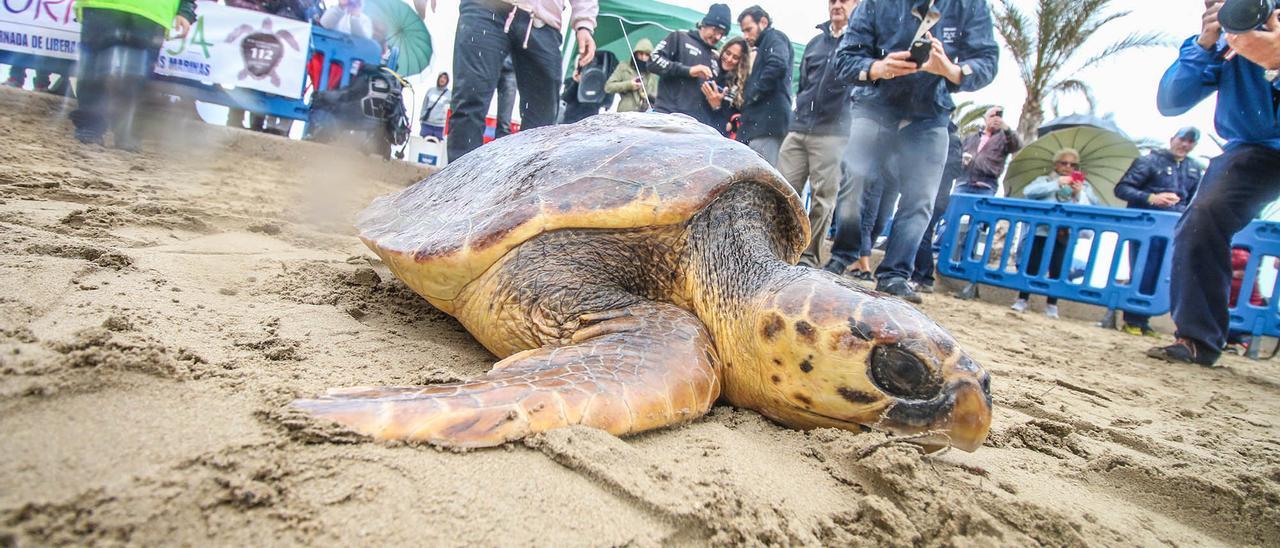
[293,113,992,451]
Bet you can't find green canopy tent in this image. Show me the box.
[563,0,804,94]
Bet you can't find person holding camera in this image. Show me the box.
[736,6,794,166]
[957,106,1020,195]
[604,38,659,113]
[1146,0,1280,367]
[650,4,729,128]
[1010,148,1102,319]
[825,0,999,303]
[776,0,858,268]
[1113,127,1204,337]
[701,37,751,137]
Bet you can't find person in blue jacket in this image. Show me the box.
[824,0,999,303]
[1113,127,1204,337]
[1146,1,1280,367]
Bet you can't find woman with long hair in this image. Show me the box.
[701,36,751,138]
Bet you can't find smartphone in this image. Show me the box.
[908,39,931,66]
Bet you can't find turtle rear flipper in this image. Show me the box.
[292,302,721,448]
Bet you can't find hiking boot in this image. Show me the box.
[877,278,923,304]
[1010,298,1028,313]
[1146,338,1220,367]
[1045,304,1060,319]
[1122,324,1160,338]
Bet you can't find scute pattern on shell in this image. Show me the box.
[356,112,807,303]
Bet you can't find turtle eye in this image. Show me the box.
[869,345,942,400]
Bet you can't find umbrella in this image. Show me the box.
[364,0,432,76]
[1003,126,1139,207]
[564,0,804,93]
[1037,113,1129,139]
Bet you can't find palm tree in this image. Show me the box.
[993,0,1169,142]
[951,100,995,138]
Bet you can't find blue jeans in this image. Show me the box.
[828,117,949,282]
[953,181,997,196]
[1170,144,1280,356]
[860,166,899,257]
[912,129,963,285]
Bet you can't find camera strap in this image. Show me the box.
[911,0,941,43]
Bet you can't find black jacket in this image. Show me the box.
[791,22,850,135]
[1114,149,1203,212]
[650,29,719,126]
[739,25,793,141]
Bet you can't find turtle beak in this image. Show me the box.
[940,376,992,452]
[879,372,992,453]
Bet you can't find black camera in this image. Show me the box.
[909,39,931,66]
[1219,0,1276,33]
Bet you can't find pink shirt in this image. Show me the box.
[505,0,598,32]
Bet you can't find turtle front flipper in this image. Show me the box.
[292,302,721,448]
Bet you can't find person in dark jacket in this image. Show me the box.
[561,50,618,124]
[736,5,793,165]
[1145,2,1280,368]
[1114,126,1204,337]
[701,36,750,137]
[651,4,728,127]
[776,0,857,266]
[70,0,196,149]
[957,106,1020,194]
[824,0,999,303]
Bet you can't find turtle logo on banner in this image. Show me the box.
[225,18,301,87]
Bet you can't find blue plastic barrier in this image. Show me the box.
[1227,221,1280,343]
[0,26,382,122]
[937,195,1180,316]
[940,195,1280,344]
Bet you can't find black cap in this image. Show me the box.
[702,3,731,32]
[1174,126,1200,142]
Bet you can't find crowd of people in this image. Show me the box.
[7,0,1278,369]
[427,0,1278,369]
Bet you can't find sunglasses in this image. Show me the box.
[1055,160,1080,168]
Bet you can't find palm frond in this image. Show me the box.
[1074,32,1174,73]
[1048,78,1096,113]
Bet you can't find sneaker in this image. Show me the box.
[912,281,934,294]
[1045,304,1060,319]
[823,261,848,276]
[74,129,105,146]
[1122,324,1160,338]
[1146,338,1220,367]
[877,278,923,304]
[1010,299,1028,313]
[850,270,873,281]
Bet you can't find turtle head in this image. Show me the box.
[726,270,992,451]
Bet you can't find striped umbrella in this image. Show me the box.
[1003,126,1139,207]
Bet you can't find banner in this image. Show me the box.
[0,1,311,99]
[157,3,311,99]
[0,0,81,61]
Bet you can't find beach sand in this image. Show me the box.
[1,87,1277,546]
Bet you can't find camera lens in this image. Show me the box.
[1219,0,1273,34]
